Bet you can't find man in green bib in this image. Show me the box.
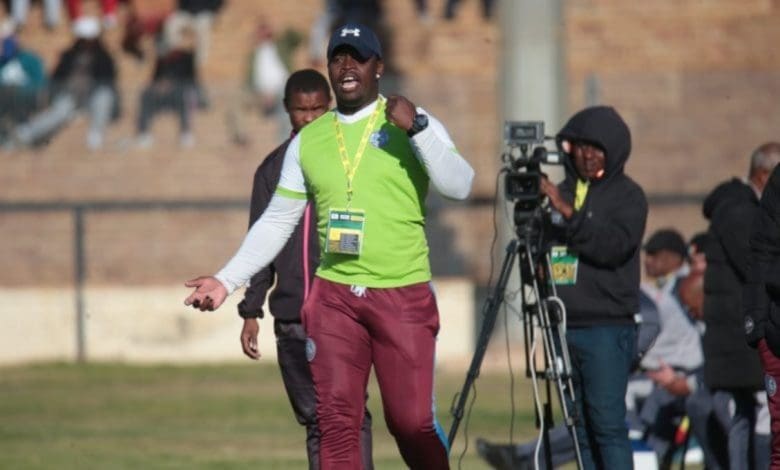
[184,23,474,470]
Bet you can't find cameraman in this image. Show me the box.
[540,106,648,469]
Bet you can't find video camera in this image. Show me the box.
[502,121,564,226]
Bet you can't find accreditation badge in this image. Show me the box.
[325,208,366,255]
[550,245,578,285]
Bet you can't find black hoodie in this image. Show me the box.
[701,178,763,389]
[745,166,780,355]
[551,106,648,327]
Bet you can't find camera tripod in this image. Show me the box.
[448,216,584,470]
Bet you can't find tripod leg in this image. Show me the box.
[448,240,519,448]
[521,246,586,470]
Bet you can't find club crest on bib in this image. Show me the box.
[370,129,389,148]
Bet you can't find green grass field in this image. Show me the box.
[0,361,551,469]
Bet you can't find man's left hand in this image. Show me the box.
[385,95,416,131]
[240,318,261,360]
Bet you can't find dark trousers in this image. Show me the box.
[275,320,374,470]
[566,324,636,470]
[136,84,193,134]
[685,383,730,470]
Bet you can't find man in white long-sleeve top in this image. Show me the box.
[184,22,474,470]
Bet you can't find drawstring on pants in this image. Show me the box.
[350,285,367,297]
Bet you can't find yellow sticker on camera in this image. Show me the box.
[326,209,365,256]
[551,245,578,285]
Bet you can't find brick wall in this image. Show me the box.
[2,0,779,288]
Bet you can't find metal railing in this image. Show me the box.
[0,192,705,362]
[0,199,249,362]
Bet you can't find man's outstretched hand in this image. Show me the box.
[184,276,228,311]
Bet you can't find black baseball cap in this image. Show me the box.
[327,23,382,61]
[643,229,687,258]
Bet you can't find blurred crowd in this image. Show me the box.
[0,0,491,152]
[0,0,225,151]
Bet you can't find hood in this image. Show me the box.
[702,178,755,220]
[557,106,631,183]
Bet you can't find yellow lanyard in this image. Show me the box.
[333,97,384,208]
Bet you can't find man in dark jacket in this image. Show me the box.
[235,69,373,470]
[540,106,648,469]
[745,162,780,467]
[135,25,201,148]
[703,142,779,469]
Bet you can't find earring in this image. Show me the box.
[376,74,381,79]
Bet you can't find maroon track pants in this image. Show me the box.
[759,339,780,469]
[301,277,450,470]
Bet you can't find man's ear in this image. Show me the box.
[376,59,385,79]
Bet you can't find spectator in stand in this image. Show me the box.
[164,0,224,66]
[227,18,302,146]
[0,19,47,148]
[135,23,200,149]
[443,0,495,21]
[745,164,780,468]
[5,0,61,30]
[65,0,119,28]
[703,142,780,470]
[412,0,430,23]
[13,15,119,150]
[120,0,176,61]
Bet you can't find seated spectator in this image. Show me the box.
[120,0,175,61]
[625,229,705,467]
[0,20,47,148]
[13,16,119,150]
[135,24,200,148]
[65,0,119,29]
[226,18,302,146]
[164,0,224,66]
[443,0,495,21]
[5,0,61,30]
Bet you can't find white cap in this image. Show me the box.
[72,16,101,39]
